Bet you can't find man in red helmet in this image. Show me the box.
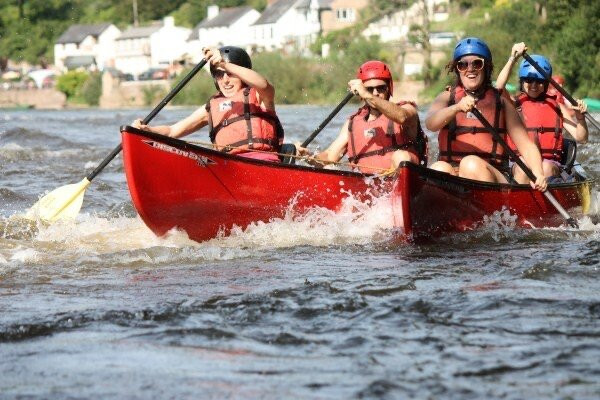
[298,60,427,173]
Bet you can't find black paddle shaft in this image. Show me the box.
[301,92,354,148]
[86,59,209,182]
[470,107,578,228]
[522,53,600,131]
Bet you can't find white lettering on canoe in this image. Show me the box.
[142,140,216,166]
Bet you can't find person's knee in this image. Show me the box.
[391,150,416,168]
[458,155,483,177]
[430,161,455,175]
[542,160,559,177]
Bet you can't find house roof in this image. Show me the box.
[56,23,112,44]
[189,6,253,40]
[117,22,162,40]
[253,0,297,26]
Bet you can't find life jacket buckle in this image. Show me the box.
[222,119,229,127]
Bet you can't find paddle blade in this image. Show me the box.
[26,178,91,222]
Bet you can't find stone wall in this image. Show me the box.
[99,72,171,108]
[0,88,66,109]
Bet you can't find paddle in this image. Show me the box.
[26,58,208,222]
[522,53,600,131]
[301,92,354,147]
[470,107,579,228]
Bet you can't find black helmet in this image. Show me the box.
[210,46,252,76]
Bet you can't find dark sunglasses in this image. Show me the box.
[456,58,485,72]
[365,84,388,94]
[523,77,546,84]
[213,69,228,79]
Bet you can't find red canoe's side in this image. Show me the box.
[121,127,391,242]
[121,127,591,243]
[392,162,591,239]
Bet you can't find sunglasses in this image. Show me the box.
[213,69,228,80]
[456,58,485,72]
[365,84,388,94]
[523,77,546,84]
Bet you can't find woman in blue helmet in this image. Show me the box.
[495,42,589,183]
[425,37,547,191]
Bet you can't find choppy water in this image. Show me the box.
[1,106,600,399]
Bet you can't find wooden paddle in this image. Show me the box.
[470,107,579,228]
[301,92,354,147]
[26,58,208,222]
[522,53,600,131]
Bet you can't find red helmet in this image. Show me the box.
[552,75,565,85]
[357,61,393,95]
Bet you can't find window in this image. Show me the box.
[336,8,355,22]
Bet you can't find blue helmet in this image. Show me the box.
[453,37,492,61]
[519,54,552,80]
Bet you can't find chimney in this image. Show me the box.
[207,5,219,20]
[163,16,174,27]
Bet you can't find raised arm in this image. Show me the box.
[496,42,527,90]
[204,47,275,110]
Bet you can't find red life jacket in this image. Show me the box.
[438,86,508,168]
[346,101,427,173]
[206,87,283,154]
[509,93,563,162]
[546,86,565,105]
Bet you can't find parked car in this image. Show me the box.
[138,68,169,81]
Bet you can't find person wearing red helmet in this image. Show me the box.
[133,46,284,162]
[495,42,588,183]
[425,37,547,191]
[297,60,427,173]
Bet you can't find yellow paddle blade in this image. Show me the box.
[26,178,91,222]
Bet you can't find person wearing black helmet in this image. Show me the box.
[425,37,547,191]
[495,42,588,183]
[133,46,284,162]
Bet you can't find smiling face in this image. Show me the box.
[523,78,547,99]
[457,55,486,91]
[213,68,243,97]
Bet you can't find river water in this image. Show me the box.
[1,106,599,399]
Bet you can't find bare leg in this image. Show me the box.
[459,155,508,183]
[430,160,457,176]
[514,159,559,184]
[391,150,419,169]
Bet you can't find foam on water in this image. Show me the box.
[0,191,395,266]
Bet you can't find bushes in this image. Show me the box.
[56,70,102,105]
[56,71,89,98]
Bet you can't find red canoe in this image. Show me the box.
[121,126,591,242]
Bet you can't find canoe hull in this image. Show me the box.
[392,163,591,239]
[121,127,390,242]
[121,127,591,243]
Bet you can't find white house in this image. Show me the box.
[362,0,450,43]
[114,17,191,78]
[251,0,322,53]
[187,5,260,62]
[54,23,121,72]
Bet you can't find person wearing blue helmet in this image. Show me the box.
[425,37,547,191]
[496,42,588,183]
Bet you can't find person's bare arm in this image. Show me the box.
[132,106,209,138]
[505,99,547,191]
[561,101,588,143]
[204,47,275,110]
[496,42,526,90]
[425,90,474,132]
